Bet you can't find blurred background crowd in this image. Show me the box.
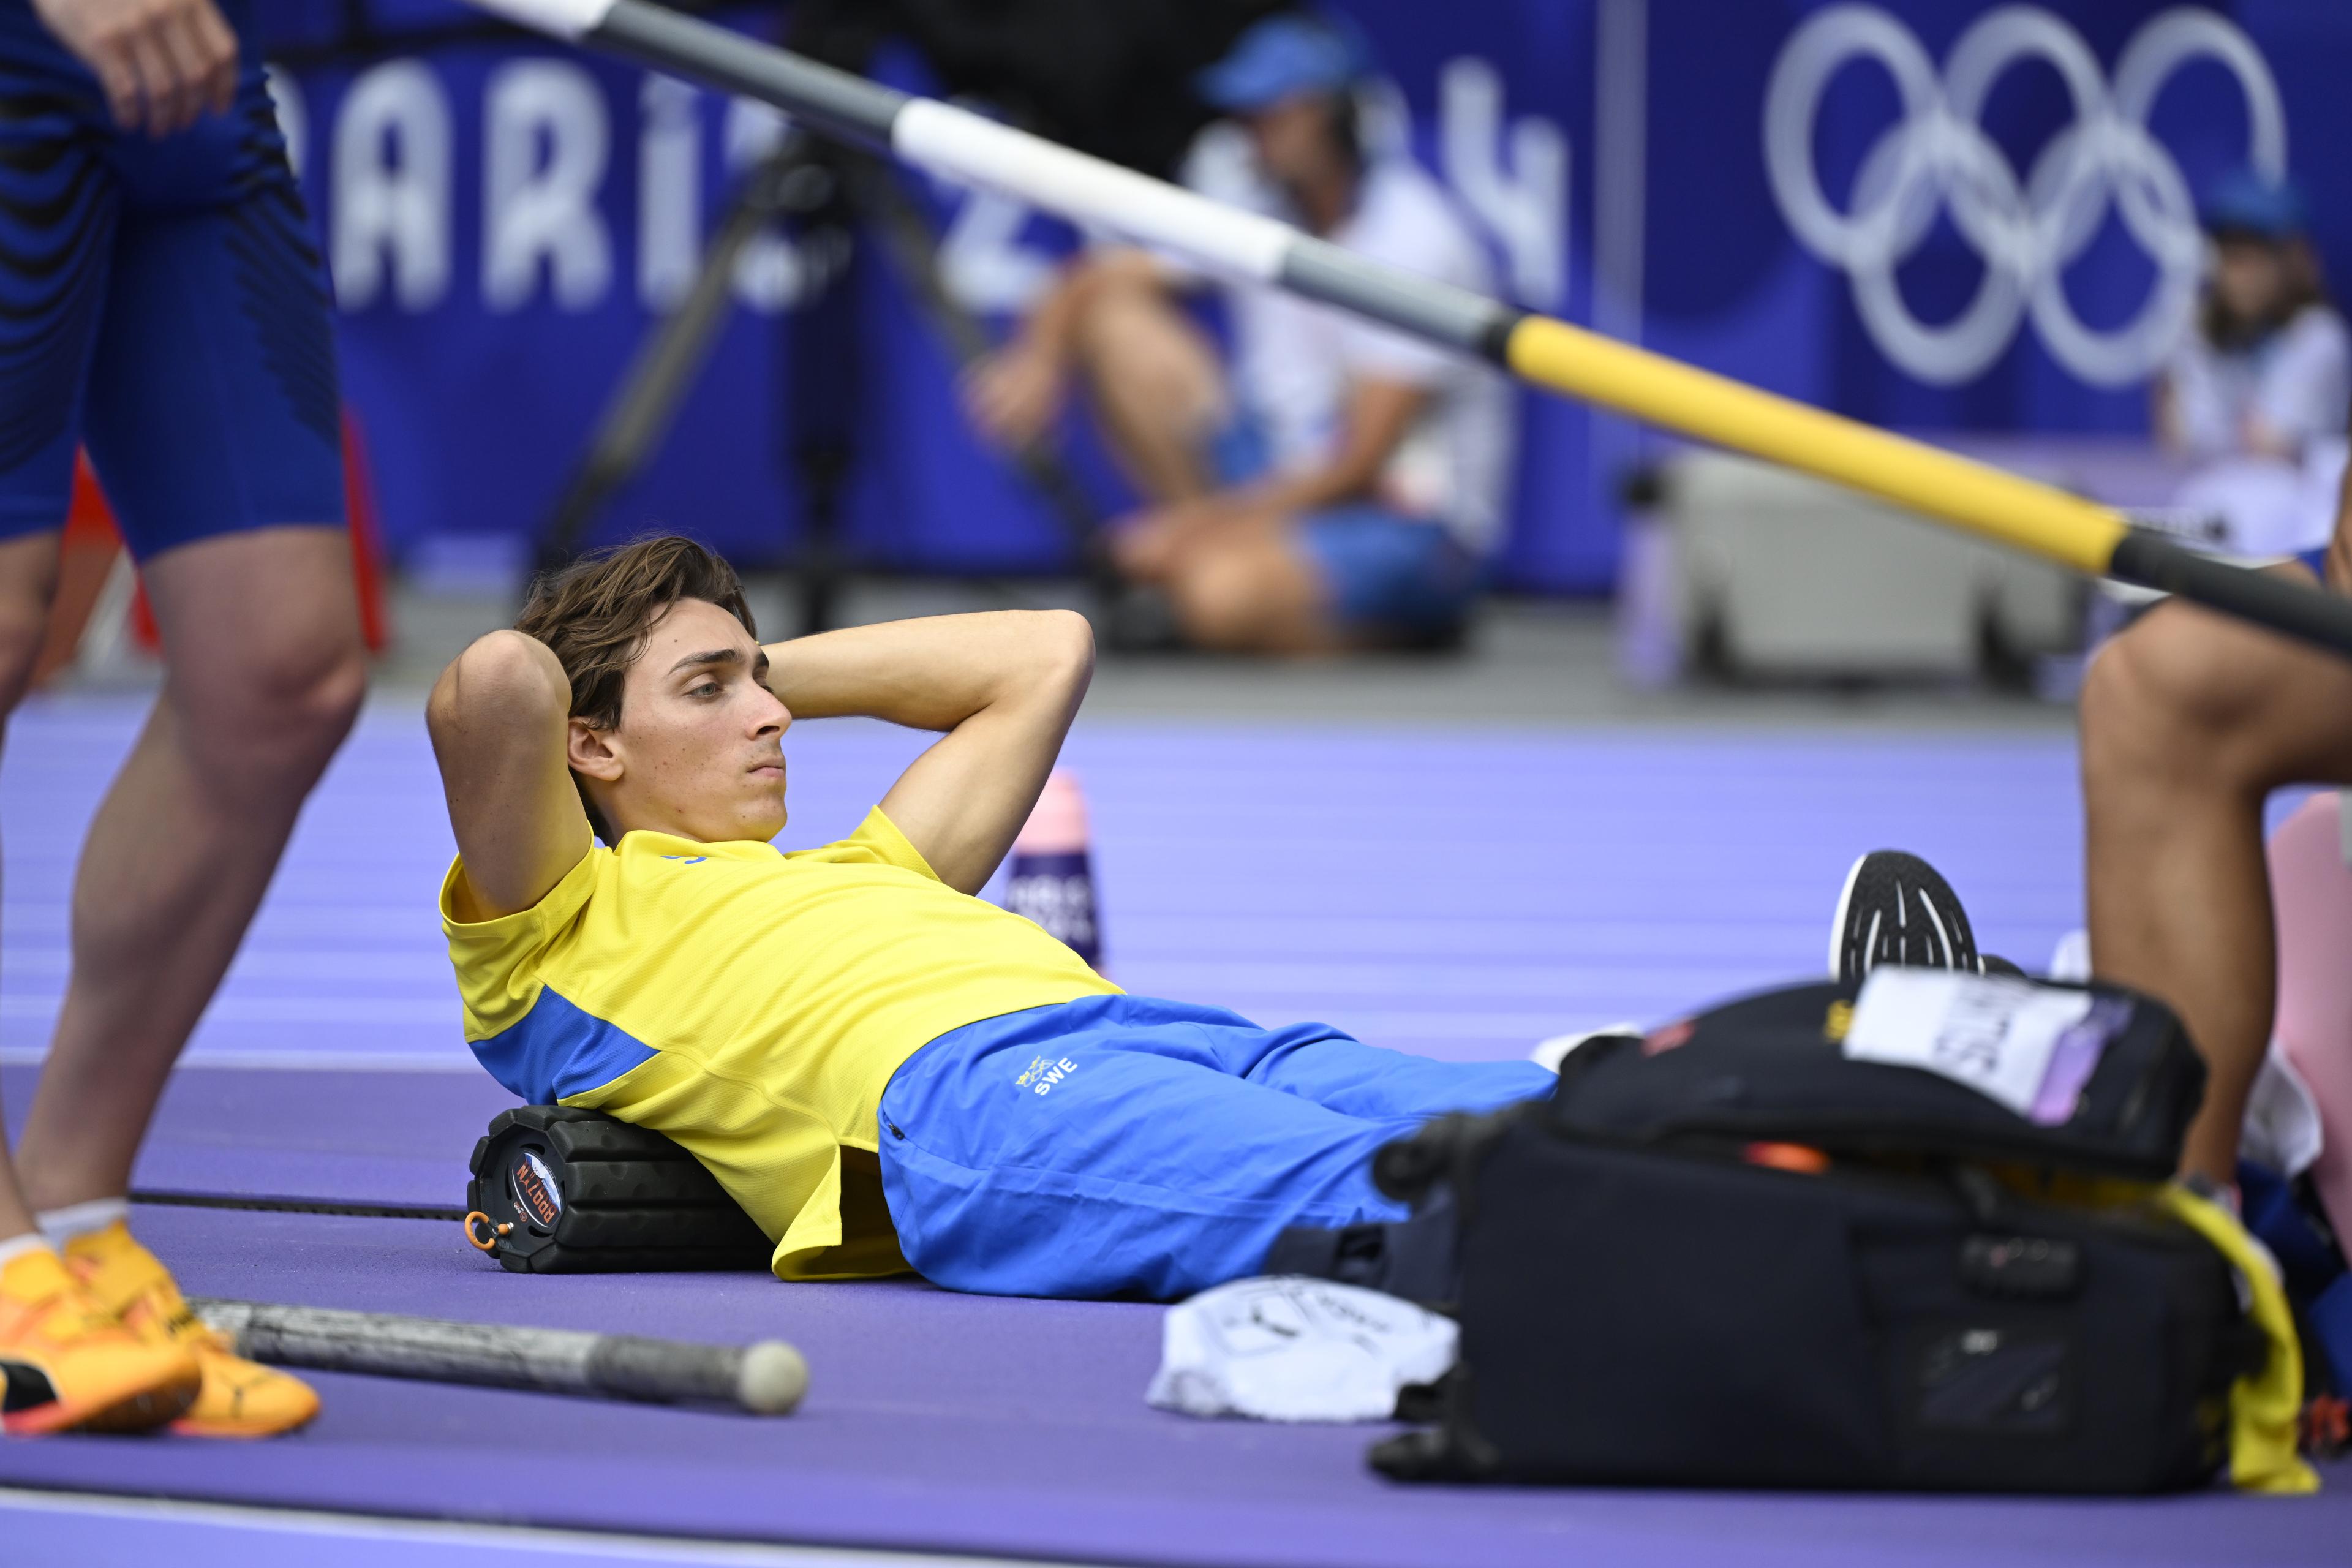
[39,0,2352,701]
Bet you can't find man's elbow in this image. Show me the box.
[997,609,1093,717]
[428,630,569,745]
[1035,609,1096,699]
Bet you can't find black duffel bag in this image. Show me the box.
[1347,974,2285,1493]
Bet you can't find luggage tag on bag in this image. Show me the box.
[1842,971,2127,1125]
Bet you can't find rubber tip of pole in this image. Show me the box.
[736,1340,809,1414]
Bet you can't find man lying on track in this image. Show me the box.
[432,508,2352,1303]
[429,536,1553,1299]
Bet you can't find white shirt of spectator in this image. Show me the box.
[2161,303,2351,556]
[2165,304,2351,463]
[1178,126,1517,556]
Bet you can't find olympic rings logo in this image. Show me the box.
[1764,5,2285,388]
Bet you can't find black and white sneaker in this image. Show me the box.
[1830,850,1983,983]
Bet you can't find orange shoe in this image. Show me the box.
[0,1245,199,1435]
[62,1221,318,1439]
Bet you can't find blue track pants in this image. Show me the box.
[876,994,1555,1300]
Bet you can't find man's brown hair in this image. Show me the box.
[513,534,756,841]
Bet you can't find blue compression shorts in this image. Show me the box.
[876,993,1556,1300]
[1208,415,1482,640]
[0,0,342,558]
[1297,506,1482,636]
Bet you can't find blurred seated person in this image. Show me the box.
[963,11,1513,654]
[2155,172,2349,558]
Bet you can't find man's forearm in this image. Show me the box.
[778,612,1096,893]
[1224,377,1430,518]
[1016,263,1094,371]
[763,612,1092,731]
[1228,460,1378,518]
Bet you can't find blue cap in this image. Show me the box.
[2199,170,2307,240]
[1196,13,1368,113]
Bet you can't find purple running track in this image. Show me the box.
[1,701,2116,1071]
[3,1066,2346,1568]
[0,700,2341,1563]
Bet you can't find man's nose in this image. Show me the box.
[753,689,792,736]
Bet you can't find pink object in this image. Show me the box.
[1015,769,1090,855]
[2271,791,2352,1245]
[1005,769,1102,968]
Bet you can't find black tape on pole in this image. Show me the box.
[132,1188,467,1222]
[2108,532,2352,659]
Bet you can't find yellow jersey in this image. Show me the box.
[439,807,1120,1278]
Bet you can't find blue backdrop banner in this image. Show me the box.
[254,1,2352,593]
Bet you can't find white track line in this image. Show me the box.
[0,1486,1090,1567]
[0,1046,481,1072]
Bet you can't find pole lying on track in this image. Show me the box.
[466,0,2352,660]
[192,1298,809,1414]
[132,1188,469,1221]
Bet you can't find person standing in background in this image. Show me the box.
[0,0,364,1438]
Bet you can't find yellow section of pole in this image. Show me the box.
[1504,315,2131,577]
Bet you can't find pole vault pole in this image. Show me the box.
[464,0,2352,660]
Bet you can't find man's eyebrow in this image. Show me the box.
[667,648,745,676]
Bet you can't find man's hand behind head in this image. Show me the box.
[32,0,236,137]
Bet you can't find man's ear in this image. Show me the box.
[568,717,624,784]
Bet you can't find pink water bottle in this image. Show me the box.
[1006,769,1102,970]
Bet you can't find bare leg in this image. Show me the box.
[2271,796,2352,1242]
[2079,587,2352,1183]
[1066,272,1227,505]
[0,531,64,1238]
[1163,514,1345,655]
[13,526,365,1210]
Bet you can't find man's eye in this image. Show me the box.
[689,681,721,697]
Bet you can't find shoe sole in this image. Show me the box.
[1828,853,1872,979]
[166,1365,321,1439]
[167,1406,319,1439]
[1,1362,200,1436]
[1830,850,1981,983]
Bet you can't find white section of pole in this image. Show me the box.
[463,0,617,37]
[891,99,1295,282]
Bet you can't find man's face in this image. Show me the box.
[2212,237,2289,325]
[575,597,791,844]
[1244,92,1342,194]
